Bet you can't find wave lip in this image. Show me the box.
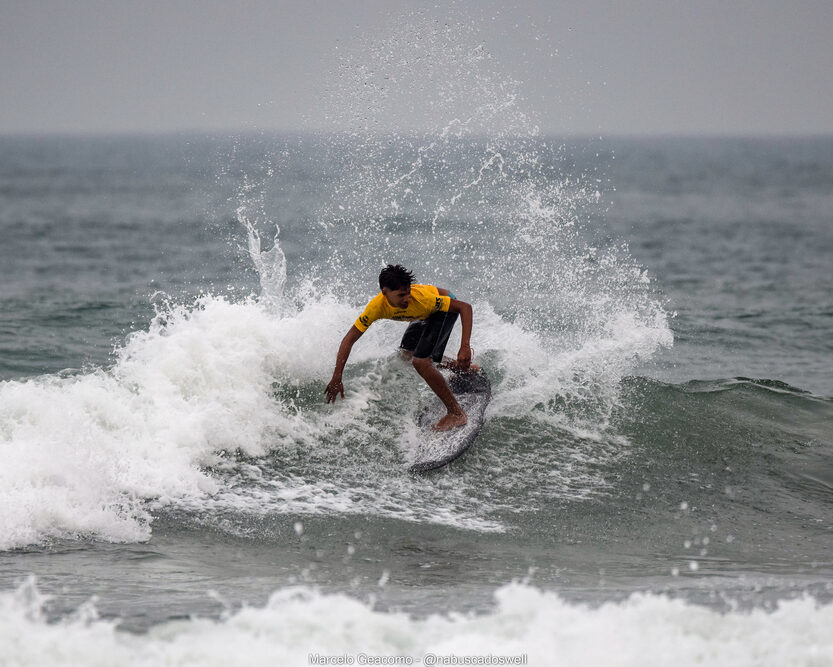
[678,377,816,396]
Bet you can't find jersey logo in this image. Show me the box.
[359,315,369,326]
[435,297,442,311]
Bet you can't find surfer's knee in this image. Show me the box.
[411,356,432,371]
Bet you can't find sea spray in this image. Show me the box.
[304,16,673,429]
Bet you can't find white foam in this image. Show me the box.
[3,578,832,666]
[0,295,353,550]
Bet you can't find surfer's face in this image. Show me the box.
[382,286,411,309]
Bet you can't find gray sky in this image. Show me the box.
[2,0,831,136]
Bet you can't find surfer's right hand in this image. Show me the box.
[325,377,344,403]
[456,343,472,371]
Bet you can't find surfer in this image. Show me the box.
[325,264,473,431]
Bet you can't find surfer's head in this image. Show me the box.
[379,264,414,308]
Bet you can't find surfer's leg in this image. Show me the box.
[409,312,446,361]
[429,311,459,363]
[424,310,479,371]
[408,312,467,430]
[411,356,467,431]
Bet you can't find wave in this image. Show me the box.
[3,278,831,555]
[617,376,833,465]
[3,281,831,554]
[0,286,671,551]
[3,577,833,665]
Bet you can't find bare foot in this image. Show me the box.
[432,410,468,431]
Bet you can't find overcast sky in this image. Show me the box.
[1,0,831,136]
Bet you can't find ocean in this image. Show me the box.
[2,48,833,667]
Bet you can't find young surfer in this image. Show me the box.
[325,264,473,431]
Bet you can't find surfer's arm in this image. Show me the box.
[448,299,473,370]
[325,325,363,402]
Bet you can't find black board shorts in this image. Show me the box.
[400,309,459,362]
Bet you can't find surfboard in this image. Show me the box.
[410,369,491,472]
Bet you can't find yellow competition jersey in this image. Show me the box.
[354,284,451,333]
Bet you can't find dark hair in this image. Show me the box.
[379,264,415,291]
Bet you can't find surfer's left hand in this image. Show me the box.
[456,344,472,371]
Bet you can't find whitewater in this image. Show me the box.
[3,579,833,666]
